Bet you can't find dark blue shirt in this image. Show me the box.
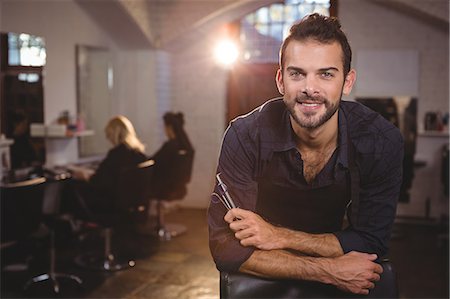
[208,98,404,272]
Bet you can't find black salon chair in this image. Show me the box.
[74,159,156,271]
[1,177,46,247]
[220,259,398,299]
[1,175,83,295]
[20,175,83,295]
[1,177,47,292]
[153,149,194,240]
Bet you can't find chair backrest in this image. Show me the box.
[1,177,46,243]
[174,149,195,185]
[220,259,398,299]
[117,159,156,222]
[155,149,195,200]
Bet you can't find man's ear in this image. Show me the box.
[343,69,356,95]
[275,68,284,95]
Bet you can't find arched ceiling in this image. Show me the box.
[75,0,280,50]
[75,0,449,50]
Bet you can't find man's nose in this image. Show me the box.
[302,75,319,96]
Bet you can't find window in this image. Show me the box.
[8,33,46,67]
[240,0,331,63]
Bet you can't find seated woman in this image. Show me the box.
[69,115,148,214]
[151,112,194,199]
[9,110,38,170]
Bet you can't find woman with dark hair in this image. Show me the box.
[151,112,194,198]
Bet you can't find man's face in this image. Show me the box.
[276,39,355,130]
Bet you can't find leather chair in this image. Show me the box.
[220,259,398,299]
[74,159,156,271]
[1,176,83,295]
[1,177,46,247]
[153,149,194,240]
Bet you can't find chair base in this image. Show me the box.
[24,272,83,294]
[156,223,187,241]
[75,252,135,271]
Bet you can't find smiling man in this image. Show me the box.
[208,13,404,295]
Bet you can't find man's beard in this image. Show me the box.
[285,94,340,130]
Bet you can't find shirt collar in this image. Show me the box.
[258,99,350,169]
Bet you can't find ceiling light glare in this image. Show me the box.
[214,40,239,67]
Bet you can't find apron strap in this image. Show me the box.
[347,133,360,227]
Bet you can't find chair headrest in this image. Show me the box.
[1,177,46,188]
[137,159,155,169]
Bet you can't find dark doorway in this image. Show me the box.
[1,33,46,169]
[226,63,280,123]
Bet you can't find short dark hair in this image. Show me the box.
[279,13,352,76]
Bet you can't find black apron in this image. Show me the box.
[256,130,359,232]
[256,158,350,233]
[250,147,364,298]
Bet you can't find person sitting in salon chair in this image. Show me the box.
[151,112,194,199]
[69,115,148,215]
[149,112,194,239]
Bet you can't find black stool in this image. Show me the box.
[74,216,136,272]
[24,227,83,294]
[22,174,83,295]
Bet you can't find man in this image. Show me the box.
[208,13,403,295]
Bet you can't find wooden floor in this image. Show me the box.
[1,208,448,298]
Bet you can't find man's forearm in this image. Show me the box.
[239,249,383,295]
[226,208,344,257]
[239,249,332,283]
[277,227,344,257]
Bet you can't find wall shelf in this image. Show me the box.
[31,129,94,139]
[417,130,449,138]
[30,123,94,138]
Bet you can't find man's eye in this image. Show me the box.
[321,72,334,78]
[289,71,301,77]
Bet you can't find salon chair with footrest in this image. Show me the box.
[153,149,194,240]
[74,159,156,271]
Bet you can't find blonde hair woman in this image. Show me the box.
[104,115,145,154]
[70,115,148,212]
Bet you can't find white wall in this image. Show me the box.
[0,0,160,165]
[339,0,449,219]
[1,0,117,165]
[340,0,449,121]
[170,28,229,208]
[112,50,159,155]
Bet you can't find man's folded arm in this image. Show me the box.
[335,137,404,257]
[208,198,255,272]
[239,249,383,295]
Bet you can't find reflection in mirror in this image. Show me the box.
[356,97,417,203]
[76,45,113,158]
[0,32,46,172]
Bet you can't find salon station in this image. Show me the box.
[0,0,448,298]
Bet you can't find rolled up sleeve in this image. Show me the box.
[208,123,258,272]
[335,128,404,257]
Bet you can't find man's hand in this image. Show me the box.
[326,251,383,295]
[224,208,285,250]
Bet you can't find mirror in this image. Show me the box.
[76,45,113,158]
